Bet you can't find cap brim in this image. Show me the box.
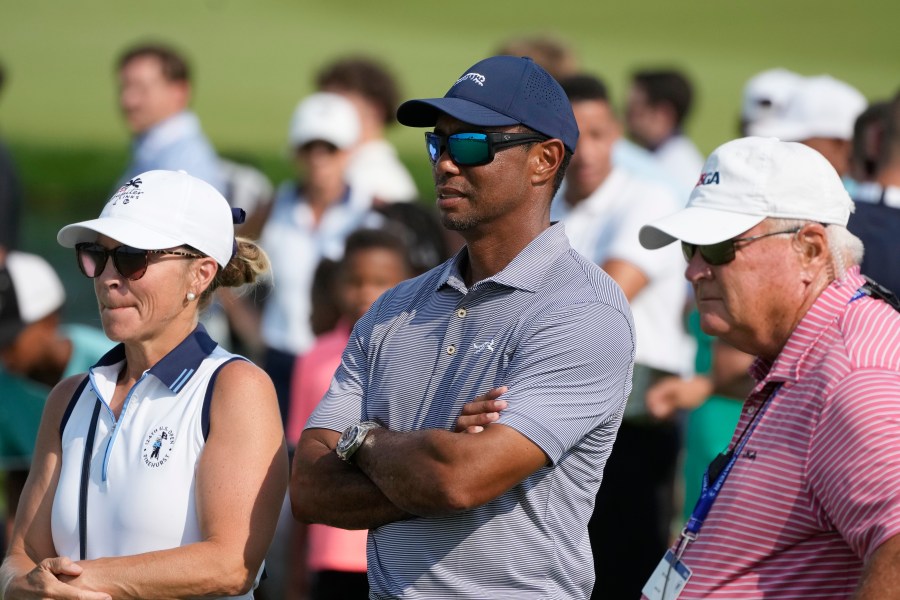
[397,97,520,128]
[58,217,186,251]
[639,206,767,249]
[746,120,808,142]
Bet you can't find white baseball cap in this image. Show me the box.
[740,68,804,127]
[0,251,66,348]
[57,170,237,268]
[747,75,867,142]
[639,136,855,249]
[288,92,360,150]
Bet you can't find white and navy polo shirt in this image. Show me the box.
[51,326,255,599]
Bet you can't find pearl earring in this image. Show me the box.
[186,292,197,302]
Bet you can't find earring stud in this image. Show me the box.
[186,292,197,302]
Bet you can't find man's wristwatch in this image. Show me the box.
[336,421,382,463]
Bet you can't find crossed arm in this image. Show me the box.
[0,361,289,600]
[289,386,541,529]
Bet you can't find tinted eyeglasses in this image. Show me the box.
[424,131,549,166]
[681,228,801,266]
[75,243,202,281]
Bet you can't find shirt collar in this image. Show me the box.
[751,266,866,385]
[437,222,571,294]
[92,324,218,393]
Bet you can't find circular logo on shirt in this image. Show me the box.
[142,426,177,468]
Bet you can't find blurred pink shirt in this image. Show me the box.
[288,320,367,574]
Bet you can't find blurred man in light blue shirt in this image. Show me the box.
[116,43,225,193]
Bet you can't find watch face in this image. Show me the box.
[337,425,358,453]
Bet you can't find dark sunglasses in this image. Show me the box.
[76,242,202,281]
[424,131,549,166]
[681,228,801,266]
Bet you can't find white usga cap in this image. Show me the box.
[57,170,236,268]
[639,136,855,249]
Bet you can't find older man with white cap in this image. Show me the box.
[748,75,867,177]
[638,136,900,599]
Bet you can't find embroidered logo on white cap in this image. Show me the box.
[57,170,236,268]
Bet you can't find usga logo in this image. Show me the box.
[142,425,176,468]
[696,171,720,186]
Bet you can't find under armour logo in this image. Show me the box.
[472,339,496,354]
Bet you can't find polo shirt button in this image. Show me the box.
[747,406,756,415]
[456,308,467,318]
[446,345,456,355]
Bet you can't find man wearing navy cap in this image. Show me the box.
[292,56,635,599]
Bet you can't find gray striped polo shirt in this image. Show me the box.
[307,222,635,599]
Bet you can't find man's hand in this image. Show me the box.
[455,386,508,433]
[645,376,712,420]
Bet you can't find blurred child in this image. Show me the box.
[286,228,413,600]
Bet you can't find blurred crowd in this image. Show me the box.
[0,33,897,600]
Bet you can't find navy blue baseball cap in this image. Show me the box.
[397,56,579,153]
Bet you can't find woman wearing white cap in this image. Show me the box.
[0,170,288,599]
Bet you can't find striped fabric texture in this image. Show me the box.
[673,267,900,598]
[307,223,636,599]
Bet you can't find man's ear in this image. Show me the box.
[530,139,565,187]
[793,223,830,281]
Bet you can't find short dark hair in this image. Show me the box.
[558,74,610,104]
[316,56,400,126]
[851,100,889,179]
[882,90,900,168]
[117,43,190,83]
[344,227,411,268]
[631,69,694,126]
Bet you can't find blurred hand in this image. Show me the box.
[645,375,713,420]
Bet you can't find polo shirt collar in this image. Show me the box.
[751,266,866,385]
[92,324,218,393]
[438,222,571,294]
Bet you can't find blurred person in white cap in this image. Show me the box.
[748,74,867,177]
[0,170,288,600]
[0,251,112,554]
[253,92,374,426]
[637,137,900,599]
[738,67,804,136]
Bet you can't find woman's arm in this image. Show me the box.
[63,360,289,599]
[0,375,111,600]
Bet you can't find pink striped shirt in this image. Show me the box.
[673,268,900,598]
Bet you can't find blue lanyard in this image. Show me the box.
[676,385,782,554]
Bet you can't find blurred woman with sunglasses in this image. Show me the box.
[0,169,288,600]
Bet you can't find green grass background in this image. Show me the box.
[0,0,897,321]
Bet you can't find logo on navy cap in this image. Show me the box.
[455,72,486,87]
